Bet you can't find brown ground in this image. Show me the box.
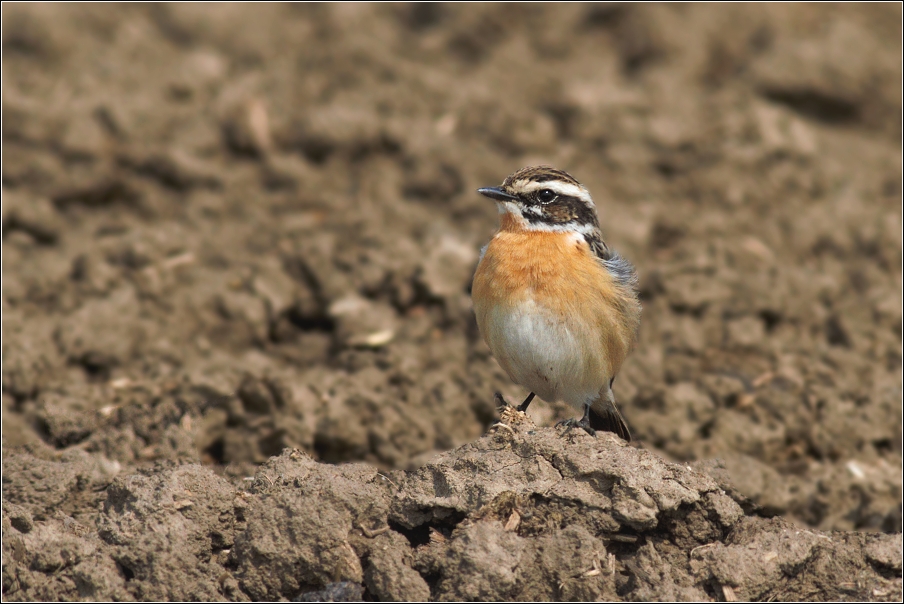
[2,3,901,601]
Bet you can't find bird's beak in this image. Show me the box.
[477,187,518,203]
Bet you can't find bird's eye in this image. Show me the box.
[536,189,557,204]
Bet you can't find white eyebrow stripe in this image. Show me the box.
[514,179,593,203]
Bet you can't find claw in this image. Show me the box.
[556,416,597,437]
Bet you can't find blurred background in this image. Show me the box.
[2,3,901,533]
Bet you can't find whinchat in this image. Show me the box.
[472,166,641,440]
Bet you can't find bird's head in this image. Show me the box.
[478,166,600,233]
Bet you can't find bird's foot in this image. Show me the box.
[556,416,597,437]
[494,392,513,412]
[493,392,537,431]
[494,391,535,412]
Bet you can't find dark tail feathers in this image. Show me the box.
[589,402,632,442]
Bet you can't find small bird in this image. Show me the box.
[471,166,641,440]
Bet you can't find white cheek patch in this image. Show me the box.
[497,201,521,215]
[497,202,531,228]
[521,221,599,236]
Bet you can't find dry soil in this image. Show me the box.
[2,3,902,601]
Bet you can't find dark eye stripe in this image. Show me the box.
[521,194,599,227]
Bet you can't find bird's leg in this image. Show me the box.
[517,392,535,413]
[494,391,535,413]
[556,404,597,436]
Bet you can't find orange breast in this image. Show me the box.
[472,229,639,379]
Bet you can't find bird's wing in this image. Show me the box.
[584,233,638,290]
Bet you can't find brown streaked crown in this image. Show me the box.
[501,165,582,189]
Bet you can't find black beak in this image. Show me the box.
[477,187,518,203]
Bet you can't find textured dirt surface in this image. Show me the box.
[2,3,902,601]
[5,425,903,602]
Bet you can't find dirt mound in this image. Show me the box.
[2,3,901,601]
[5,425,901,601]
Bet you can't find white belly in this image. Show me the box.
[483,299,607,409]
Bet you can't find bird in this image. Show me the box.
[471,165,641,440]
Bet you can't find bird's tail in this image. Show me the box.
[589,398,632,442]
